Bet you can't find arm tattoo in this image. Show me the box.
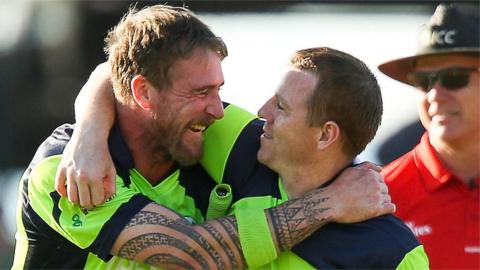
[216,217,245,262]
[202,216,246,269]
[119,190,332,269]
[118,232,209,267]
[119,210,247,269]
[124,209,184,228]
[268,191,332,251]
[145,254,194,270]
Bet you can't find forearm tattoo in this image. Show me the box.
[118,210,246,269]
[119,232,208,267]
[268,190,332,251]
[118,190,332,269]
[202,216,246,269]
[145,254,194,270]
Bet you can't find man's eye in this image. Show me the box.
[196,88,209,96]
[276,101,284,110]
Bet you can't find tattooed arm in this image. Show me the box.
[112,163,392,269]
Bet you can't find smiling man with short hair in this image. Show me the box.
[379,3,479,269]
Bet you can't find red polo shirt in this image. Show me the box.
[383,133,479,269]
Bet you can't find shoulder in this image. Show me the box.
[201,103,260,183]
[201,103,265,183]
[292,215,421,269]
[21,124,73,201]
[28,155,63,196]
[333,215,419,250]
[360,215,419,245]
[30,124,74,166]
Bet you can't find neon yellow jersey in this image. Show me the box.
[13,124,205,270]
[231,191,429,270]
[201,103,430,269]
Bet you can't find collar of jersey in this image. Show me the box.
[278,162,353,201]
[129,168,180,200]
[108,122,135,187]
[414,133,454,192]
[107,122,183,193]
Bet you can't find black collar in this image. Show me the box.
[318,162,355,189]
[108,122,135,187]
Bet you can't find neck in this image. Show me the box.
[430,134,480,184]
[116,102,175,186]
[280,152,351,199]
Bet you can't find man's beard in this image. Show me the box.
[150,111,203,167]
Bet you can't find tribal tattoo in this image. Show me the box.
[144,254,194,270]
[267,189,333,251]
[116,190,334,269]
[118,232,209,267]
[116,208,246,269]
[202,216,246,269]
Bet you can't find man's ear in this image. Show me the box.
[317,121,341,150]
[131,75,153,110]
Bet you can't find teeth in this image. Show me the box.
[190,124,206,132]
[262,132,272,139]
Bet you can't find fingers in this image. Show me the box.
[54,161,116,209]
[329,162,396,223]
[66,174,79,205]
[90,176,106,207]
[55,167,67,197]
[380,182,389,194]
[57,169,111,209]
[103,170,117,200]
[377,185,395,215]
[357,161,383,172]
[77,177,93,210]
[56,156,103,208]
[381,202,396,215]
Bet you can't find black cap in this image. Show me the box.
[378,3,480,86]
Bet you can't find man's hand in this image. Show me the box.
[55,63,117,209]
[327,162,395,223]
[264,162,394,255]
[55,129,116,209]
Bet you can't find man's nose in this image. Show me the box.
[258,98,273,121]
[206,92,224,119]
[425,86,449,103]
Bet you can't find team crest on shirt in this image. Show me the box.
[405,221,432,237]
[72,214,83,227]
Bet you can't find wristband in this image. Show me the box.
[235,207,277,268]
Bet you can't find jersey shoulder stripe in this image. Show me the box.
[201,102,258,183]
[201,103,280,203]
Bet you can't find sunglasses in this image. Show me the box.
[407,67,478,92]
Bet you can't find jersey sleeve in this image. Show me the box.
[27,155,151,261]
[231,197,281,269]
[201,103,258,183]
[396,245,430,270]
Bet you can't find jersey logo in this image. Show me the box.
[72,214,83,227]
[405,221,432,237]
